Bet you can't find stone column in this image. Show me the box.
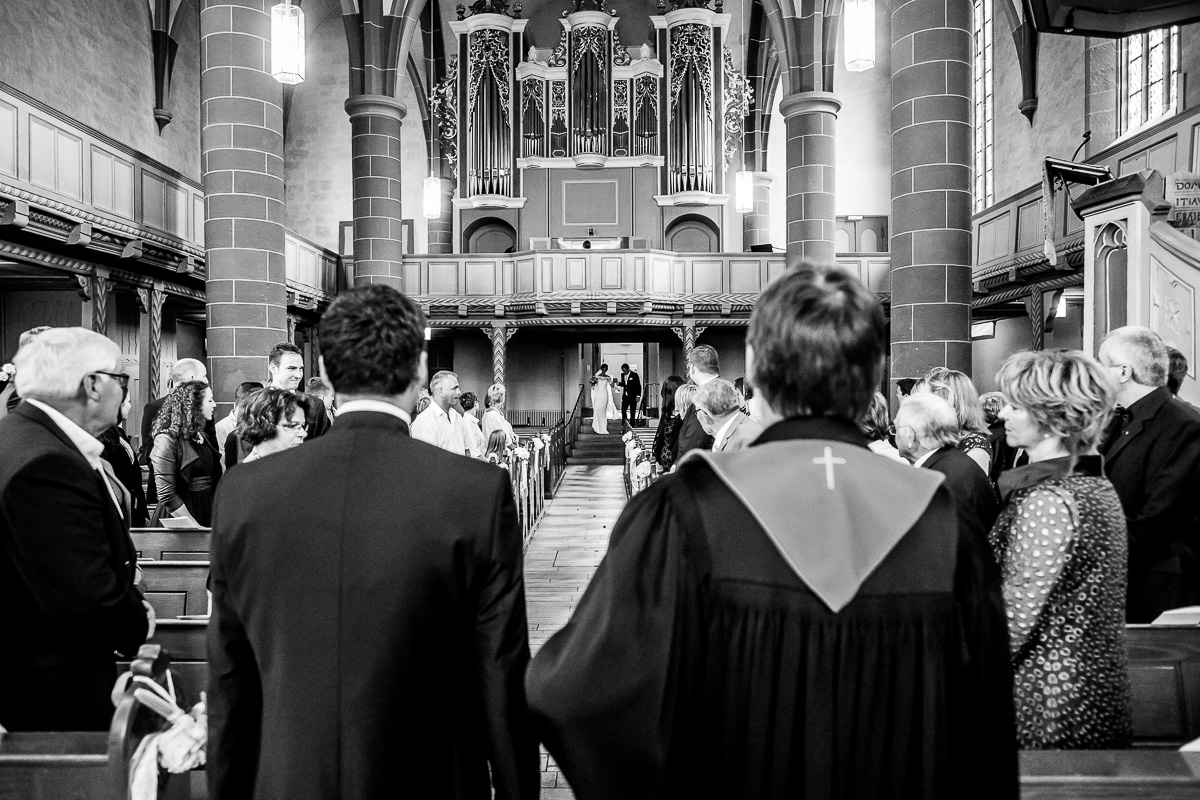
[201,0,289,413]
[780,92,840,267]
[345,95,405,288]
[889,0,974,384]
[427,177,454,254]
[741,172,774,250]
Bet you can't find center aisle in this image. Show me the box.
[524,463,627,799]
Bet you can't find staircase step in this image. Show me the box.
[566,456,625,465]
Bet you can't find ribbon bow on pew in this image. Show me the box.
[111,645,207,800]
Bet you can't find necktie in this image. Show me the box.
[97,460,129,520]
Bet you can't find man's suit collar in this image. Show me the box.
[330,409,410,436]
[13,401,89,460]
[754,415,871,450]
[1104,386,1171,463]
[998,454,1103,503]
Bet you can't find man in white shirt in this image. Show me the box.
[215,381,263,461]
[694,378,763,453]
[410,370,468,456]
[459,391,486,458]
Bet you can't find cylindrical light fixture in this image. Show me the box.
[271,2,306,85]
[734,171,754,214]
[843,0,875,72]
[423,175,442,220]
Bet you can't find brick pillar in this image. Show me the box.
[201,0,288,414]
[780,92,840,267]
[345,95,405,288]
[889,0,973,385]
[427,178,454,254]
[741,172,774,250]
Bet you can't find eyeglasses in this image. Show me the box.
[887,424,912,436]
[91,371,130,389]
[279,421,305,431]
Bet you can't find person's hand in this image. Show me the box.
[143,599,157,640]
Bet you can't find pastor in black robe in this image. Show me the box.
[526,416,1018,800]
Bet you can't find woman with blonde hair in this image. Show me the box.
[482,382,516,446]
[915,367,992,474]
[990,349,1131,749]
[668,383,699,465]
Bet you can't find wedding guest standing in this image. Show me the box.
[150,380,221,526]
[858,391,905,463]
[482,383,516,446]
[1098,326,1200,621]
[917,368,992,475]
[526,265,1016,799]
[100,388,149,527]
[674,345,719,458]
[234,387,309,464]
[208,285,537,800]
[651,375,684,471]
[992,349,1132,748]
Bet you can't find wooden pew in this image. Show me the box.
[1128,624,1200,746]
[130,528,211,561]
[1020,751,1200,798]
[0,645,194,800]
[140,561,209,620]
[117,619,210,712]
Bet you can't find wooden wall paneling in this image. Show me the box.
[692,260,723,294]
[502,258,514,295]
[601,256,622,289]
[729,259,759,293]
[566,257,586,289]
[0,99,15,177]
[673,259,685,294]
[634,255,645,292]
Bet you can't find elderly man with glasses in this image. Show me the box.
[0,327,154,731]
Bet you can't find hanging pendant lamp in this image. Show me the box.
[271,1,306,85]
[844,0,876,73]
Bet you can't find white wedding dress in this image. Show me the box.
[591,375,619,434]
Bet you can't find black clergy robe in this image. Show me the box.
[526,417,1017,800]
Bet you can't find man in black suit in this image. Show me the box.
[208,285,538,800]
[675,344,719,458]
[618,363,642,428]
[266,341,331,440]
[895,393,999,540]
[1099,326,1200,621]
[0,328,153,731]
[139,357,209,504]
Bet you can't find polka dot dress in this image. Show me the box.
[989,474,1133,749]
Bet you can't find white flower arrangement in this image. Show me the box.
[622,431,633,442]
[530,438,544,451]
[625,440,640,456]
[634,461,652,479]
[1,363,15,382]
[513,447,531,460]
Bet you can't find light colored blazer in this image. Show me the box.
[713,413,764,453]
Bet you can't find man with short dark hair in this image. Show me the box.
[459,391,485,458]
[617,363,641,428]
[267,342,330,440]
[220,382,264,470]
[209,285,537,800]
[1167,347,1189,397]
[527,265,1017,799]
[1099,325,1200,620]
[674,344,719,458]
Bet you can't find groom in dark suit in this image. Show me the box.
[0,328,152,731]
[208,285,538,800]
[618,363,642,427]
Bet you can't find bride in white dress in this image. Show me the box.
[591,364,619,434]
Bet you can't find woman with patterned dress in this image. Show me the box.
[651,374,684,471]
[917,367,993,475]
[990,349,1132,749]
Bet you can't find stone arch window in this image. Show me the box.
[1119,26,1180,135]
[665,215,719,253]
[464,218,517,253]
[972,0,994,212]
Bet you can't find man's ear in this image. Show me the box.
[317,355,332,393]
[417,351,429,389]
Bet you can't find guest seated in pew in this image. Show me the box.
[992,349,1132,749]
[234,387,309,464]
[0,328,153,731]
[208,284,537,800]
[526,265,1017,799]
[100,387,148,527]
[150,381,221,527]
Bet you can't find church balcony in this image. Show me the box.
[402,248,784,327]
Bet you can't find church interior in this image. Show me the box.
[5,0,1200,796]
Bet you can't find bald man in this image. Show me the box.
[140,358,209,504]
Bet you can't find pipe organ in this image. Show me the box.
[443,0,749,213]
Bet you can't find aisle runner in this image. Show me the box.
[524,464,627,799]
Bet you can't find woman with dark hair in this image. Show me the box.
[651,374,685,470]
[99,387,148,527]
[991,349,1131,749]
[150,380,220,526]
[857,391,905,463]
[235,387,309,464]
